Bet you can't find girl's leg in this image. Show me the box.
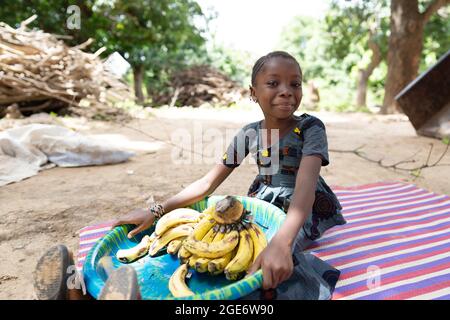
[34,245,141,300]
[98,266,141,300]
[33,245,92,300]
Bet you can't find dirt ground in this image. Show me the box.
[0,106,449,299]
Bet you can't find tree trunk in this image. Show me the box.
[382,0,424,114]
[133,64,145,104]
[356,33,382,108]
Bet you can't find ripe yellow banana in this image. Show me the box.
[194,257,211,273]
[208,250,234,275]
[250,223,268,246]
[178,245,192,264]
[183,230,239,258]
[192,215,216,241]
[188,255,199,269]
[149,224,194,256]
[201,226,217,243]
[203,225,230,274]
[247,223,268,262]
[155,208,201,236]
[167,237,185,255]
[202,204,216,216]
[116,234,154,263]
[212,225,225,242]
[189,227,216,271]
[224,228,254,281]
[169,264,194,298]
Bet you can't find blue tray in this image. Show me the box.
[82,195,286,300]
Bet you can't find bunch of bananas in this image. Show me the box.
[116,207,203,263]
[114,196,268,298]
[169,196,268,297]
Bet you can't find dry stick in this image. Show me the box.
[330,143,450,172]
[19,14,38,28]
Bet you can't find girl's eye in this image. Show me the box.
[292,82,302,88]
[267,81,278,87]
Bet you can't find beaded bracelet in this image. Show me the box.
[148,203,165,219]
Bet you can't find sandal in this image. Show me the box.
[33,245,74,300]
[98,266,141,300]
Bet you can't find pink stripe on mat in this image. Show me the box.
[76,182,450,300]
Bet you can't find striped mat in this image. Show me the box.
[76,182,450,300]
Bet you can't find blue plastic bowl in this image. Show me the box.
[82,195,286,300]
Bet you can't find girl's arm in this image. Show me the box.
[162,164,235,212]
[272,155,321,248]
[247,155,322,289]
[113,164,234,238]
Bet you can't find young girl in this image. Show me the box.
[34,51,345,300]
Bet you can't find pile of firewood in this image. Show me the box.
[0,16,132,120]
[152,65,248,108]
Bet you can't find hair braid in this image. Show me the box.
[251,51,302,86]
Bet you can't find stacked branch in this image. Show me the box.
[0,16,132,120]
[153,65,248,108]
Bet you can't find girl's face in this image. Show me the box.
[250,57,303,121]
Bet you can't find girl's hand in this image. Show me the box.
[247,236,294,289]
[112,208,156,239]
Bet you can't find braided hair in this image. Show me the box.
[251,51,302,86]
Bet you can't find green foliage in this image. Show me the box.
[278,16,327,80]
[325,0,389,61]
[277,0,449,112]
[201,43,253,85]
[421,6,450,71]
[442,137,450,145]
[2,1,448,111]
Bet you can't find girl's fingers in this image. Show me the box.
[247,255,262,275]
[112,215,136,228]
[262,265,274,290]
[127,224,146,239]
[111,219,124,228]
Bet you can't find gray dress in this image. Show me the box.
[222,113,346,300]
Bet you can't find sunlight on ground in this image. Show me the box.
[87,134,165,153]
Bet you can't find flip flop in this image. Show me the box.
[33,245,74,300]
[98,266,141,300]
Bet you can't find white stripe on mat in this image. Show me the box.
[78,247,93,254]
[337,268,450,300]
[310,214,450,250]
[342,192,437,210]
[407,287,450,300]
[336,185,414,199]
[335,250,450,288]
[79,226,112,237]
[80,238,104,246]
[334,183,405,194]
[342,196,449,218]
[335,238,450,273]
[318,226,450,261]
[339,189,427,206]
[329,205,450,235]
[320,207,450,241]
[347,199,449,224]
